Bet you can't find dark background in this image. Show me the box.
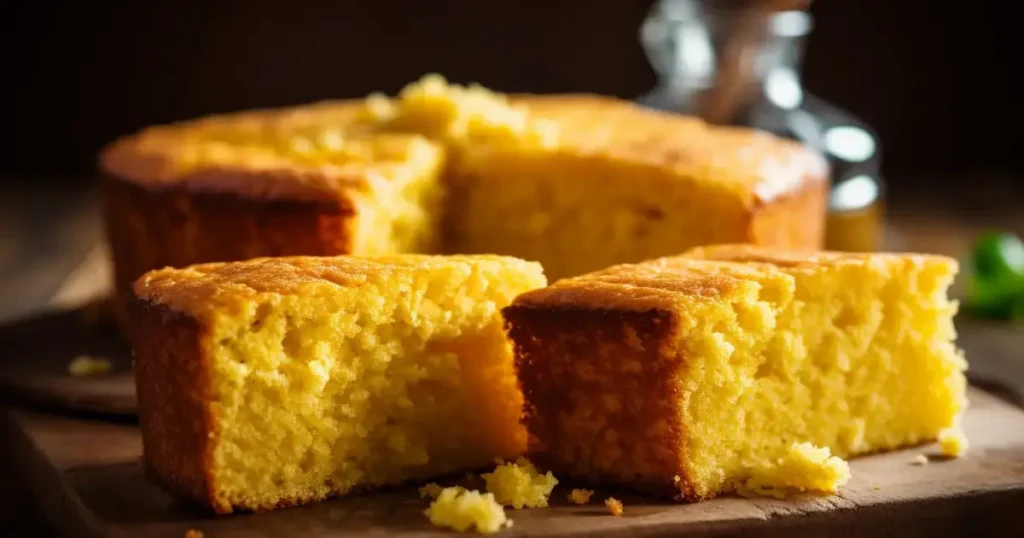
[3,0,1022,186]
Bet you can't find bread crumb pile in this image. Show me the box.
[424,457,561,533]
[482,457,559,509]
[737,442,851,499]
[424,487,511,534]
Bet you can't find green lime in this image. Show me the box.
[970,232,1024,282]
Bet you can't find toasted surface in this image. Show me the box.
[130,254,546,514]
[506,247,966,502]
[134,254,534,318]
[514,94,826,204]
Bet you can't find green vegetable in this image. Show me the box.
[965,232,1024,320]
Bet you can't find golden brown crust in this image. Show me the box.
[517,94,829,205]
[747,172,828,250]
[503,304,696,500]
[684,243,956,268]
[103,174,357,330]
[126,295,224,513]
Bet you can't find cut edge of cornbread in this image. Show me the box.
[128,254,546,514]
[505,246,966,502]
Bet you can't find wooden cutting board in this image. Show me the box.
[3,387,1023,538]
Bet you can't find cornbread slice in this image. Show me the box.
[504,245,966,501]
[128,254,546,513]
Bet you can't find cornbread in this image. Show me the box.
[568,489,595,505]
[605,498,624,516]
[425,487,510,534]
[737,442,850,499]
[102,74,827,327]
[938,425,969,457]
[482,457,559,509]
[504,244,967,501]
[127,254,546,513]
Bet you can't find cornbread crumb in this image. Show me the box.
[604,497,624,516]
[420,483,456,499]
[482,457,559,509]
[568,489,594,505]
[873,486,881,491]
[739,442,851,499]
[185,530,204,538]
[938,426,969,457]
[67,355,111,376]
[424,487,509,534]
[912,454,929,466]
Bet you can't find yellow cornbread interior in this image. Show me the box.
[446,149,752,280]
[738,442,851,499]
[675,255,965,498]
[425,487,509,534]
[192,256,546,511]
[482,457,559,509]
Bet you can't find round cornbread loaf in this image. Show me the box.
[100,76,829,328]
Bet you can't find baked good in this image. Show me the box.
[503,244,967,501]
[127,254,546,513]
[102,75,828,327]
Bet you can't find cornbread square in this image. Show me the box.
[103,121,446,329]
[128,254,546,513]
[446,95,828,280]
[504,245,966,501]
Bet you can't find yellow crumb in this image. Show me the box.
[568,489,594,505]
[482,457,558,509]
[424,487,509,534]
[912,454,929,466]
[420,483,455,499]
[938,426,968,457]
[604,497,624,516]
[872,486,881,491]
[738,442,851,499]
[185,530,204,538]
[67,355,111,376]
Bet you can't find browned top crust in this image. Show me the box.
[99,76,828,205]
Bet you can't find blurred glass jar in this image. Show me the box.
[638,0,884,252]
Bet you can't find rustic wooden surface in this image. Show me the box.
[3,387,1022,538]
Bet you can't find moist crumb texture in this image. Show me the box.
[424,487,509,535]
[482,457,559,509]
[505,244,967,502]
[127,254,546,513]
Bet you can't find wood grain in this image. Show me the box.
[2,387,1023,538]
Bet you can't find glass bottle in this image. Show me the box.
[638,0,885,252]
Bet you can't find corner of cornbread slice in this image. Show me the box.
[503,245,966,501]
[127,254,546,514]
